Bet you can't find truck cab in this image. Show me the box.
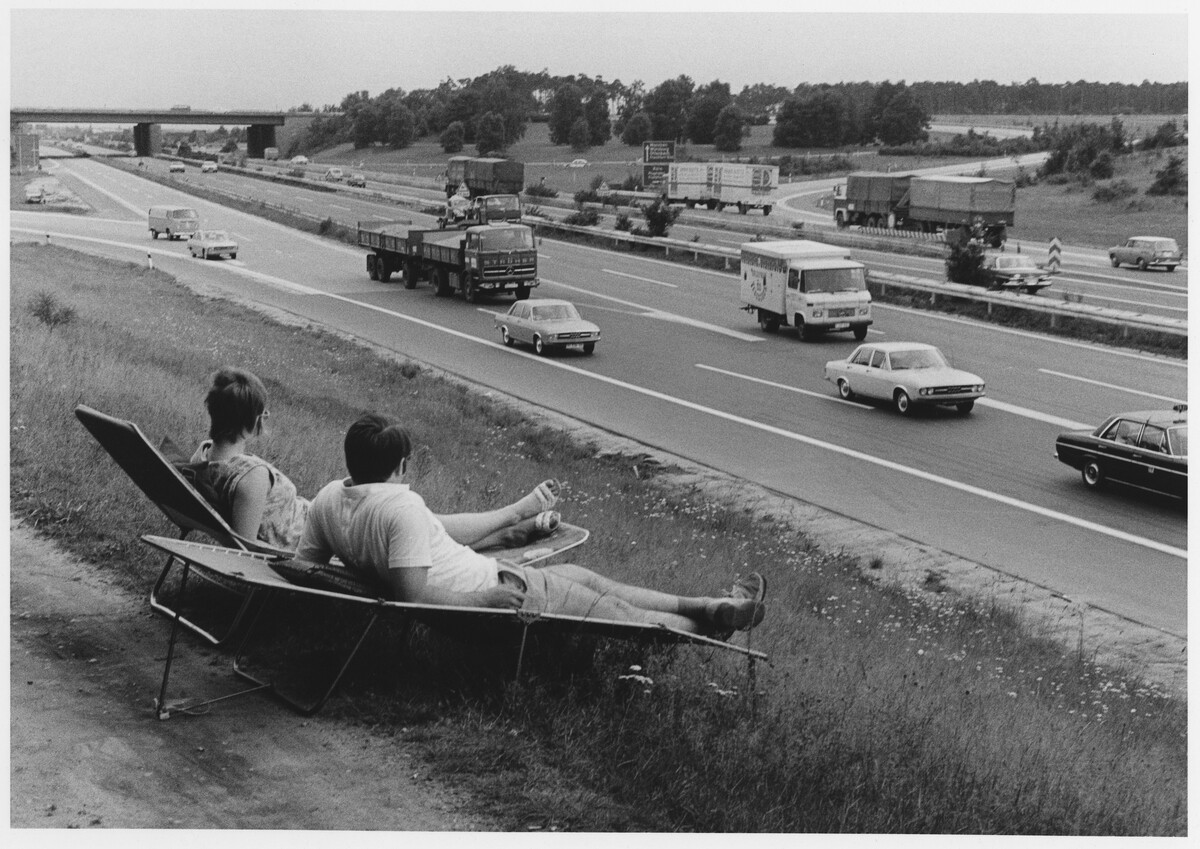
[439,193,523,229]
[740,240,872,341]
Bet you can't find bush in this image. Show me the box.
[563,208,599,226]
[1092,180,1137,203]
[29,292,76,329]
[640,197,679,238]
[573,188,600,206]
[614,213,632,232]
[945,237,988,286]
[1147,154,1186,196]
[1089,152,1115,180]
[524,182,558,198]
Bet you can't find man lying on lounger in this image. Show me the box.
[295,413,766,638]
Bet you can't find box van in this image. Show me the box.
[739,240,872,341]
[148,206,199,240]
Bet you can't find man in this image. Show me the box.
[296,414,766,637]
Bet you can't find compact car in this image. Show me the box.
[1108,237,1182,271]
[1055,405,1187,499]
[290,155,309,166]
[494,298,600,355]
[188,230,238,261]
[981,254,1054,293]
[168,161,186,173]
[200,161,218,173]
[323,168,344,182]
[347,173,367,187]
[824,342,985,415]
[568,158,589,168]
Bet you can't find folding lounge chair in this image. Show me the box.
[141,535,768,719]
[75,404,292,647]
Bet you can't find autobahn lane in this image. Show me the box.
[17,160,1186,637]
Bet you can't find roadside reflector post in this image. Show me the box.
[1048,237,1062,274]
[148,253,154,270]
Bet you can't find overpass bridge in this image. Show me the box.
[11,107,287,158]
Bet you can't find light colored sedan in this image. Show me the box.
[824,341,985,415]
[188,230,238,260]
[1108,236,1182,271]
[494,298,600,355]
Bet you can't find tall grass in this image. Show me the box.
[10,242,1185,834]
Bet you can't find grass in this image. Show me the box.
[10,241,1186,834]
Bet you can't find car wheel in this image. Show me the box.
[514,286,530,301]
[1110,255,1120,268]
[894,390,912,416]
[582,342,595,355]
[1137,258,1148,271]
[501,326,515,347]
[534,336,546,356]
[1082,459,1105,489]
[150,229,158,240]
[230,253,236,260]
[1166,265,1176,272]
[837,379,854,400]
[956,400,975,415]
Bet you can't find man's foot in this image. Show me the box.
[533,510,560,535]
[516,479,562,519]
[704,572,767,640]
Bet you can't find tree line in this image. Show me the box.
[292,68,1185,157]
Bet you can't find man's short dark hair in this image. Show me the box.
[345,413,412,484]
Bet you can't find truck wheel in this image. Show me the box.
[706,200,718,210]
[514,286,530,301]
[150,229,159,239]
[367,254,379,281]
[717,202,726,212]
[404,261,419,289]
[377,260,391,283]
[534,336,547,356]
[462,279,478,303]
[835,212,846,229]
[434,268,452,297]
[230,253,237,260]
[758,311,780,333]
[894,390,912,416]
[762,205,772,216]
[737,202,747,215]
[853,325,868,341]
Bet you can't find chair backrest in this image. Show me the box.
[74,404,287,556]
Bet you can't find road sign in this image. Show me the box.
[642,163,669,189]
[642,141,675,164]
[1048,237,1062,273]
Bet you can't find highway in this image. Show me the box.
[14,156,1188,640]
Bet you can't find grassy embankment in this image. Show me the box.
[10,241,1185,834]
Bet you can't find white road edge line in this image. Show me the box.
[603,268,678,288]
[18,227,1183,559]
[1038,369,1187,404]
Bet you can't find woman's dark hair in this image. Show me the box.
[205,367,268,442]
[345,413,413,484]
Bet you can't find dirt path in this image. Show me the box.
[9,519,495,830]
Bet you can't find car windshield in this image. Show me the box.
[994,256,1033,269]
[200,231,228,240]
[481,196,521,216]
[804,267,866,293]
[531,304,580,321]
[888,348,948,370]
[172,209,198,220]
[1167,425,1188,456]
[479,228,534,250]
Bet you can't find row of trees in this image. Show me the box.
[292,68,1185,157]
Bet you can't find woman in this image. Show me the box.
[193,367,562,552]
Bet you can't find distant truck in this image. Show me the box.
[833,173,1015,247]
[739,240,872,341]
[438,192,524,229]
[357,219,539,302]
[662,162,779,215]
[445,156,525,198]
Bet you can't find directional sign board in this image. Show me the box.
[642,141,675,164]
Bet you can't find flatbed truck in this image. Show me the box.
[357,219,539,302]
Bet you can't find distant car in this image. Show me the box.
[290,155,309,166]
[200,160,218,173]
[168,161,186,173]
[494,298,600,355]
[568,158,588,168]
[1055,405,1187,499]
[824,341,985,415]
[188,230,238,261]
[323,167,344,182]
[347,172,367,188]
[980,253,1054,293]
[24,184,47,203]
[1108,236,1182,271]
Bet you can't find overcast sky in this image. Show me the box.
[9,4,1191,112]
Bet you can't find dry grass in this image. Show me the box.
[10,242,1186,834]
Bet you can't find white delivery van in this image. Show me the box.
[148,206,200,240]
[739,240,872,341]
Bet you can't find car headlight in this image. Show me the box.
[918,388,930,396]
[858,306,870,315]
[811,309,824,318]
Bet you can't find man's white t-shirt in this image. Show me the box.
[296,479,499,594]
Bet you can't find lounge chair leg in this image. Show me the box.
[513,623,532,683]
[151,547,257,647]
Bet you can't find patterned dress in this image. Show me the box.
[204,453,309,550]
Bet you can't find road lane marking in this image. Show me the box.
[542,276,762,341]
[53,163,147,216]
[12,224,1184,559]
[696,364,873,408]
[329,204,351,211]
[1038,369,1187,404]
[974,398,1090,430]
[603,269,678,288]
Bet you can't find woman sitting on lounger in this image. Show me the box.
[192,366,562,552]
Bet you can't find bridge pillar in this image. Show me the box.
[246,124,277,159]
[133,123,162,157]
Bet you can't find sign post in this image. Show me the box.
[1048,237,1062,274]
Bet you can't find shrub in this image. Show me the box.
[614,213,632,232]
[640,197,679,238]
[1146,154,1186,196]
[440,121,465,153]
[1092,180,1137,203]
[573,188,600,206]
[524,182,558,198]
[1089,152,1115,180]
[563,208,599,226]
[29,292,76,329]
[945,237,988,286]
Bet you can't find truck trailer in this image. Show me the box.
[739,240,872,341]
[445,156,525,198]
[357,219,538,302]
[663,162,779,214]
[833,173,1015,247]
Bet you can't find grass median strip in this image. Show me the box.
[9,241,1185,834]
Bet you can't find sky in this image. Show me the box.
[7,3,1191,113]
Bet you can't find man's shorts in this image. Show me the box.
[497,562,559,617]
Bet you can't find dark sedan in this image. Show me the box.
[1055,405,1187,499]
[981,254,1055,293]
